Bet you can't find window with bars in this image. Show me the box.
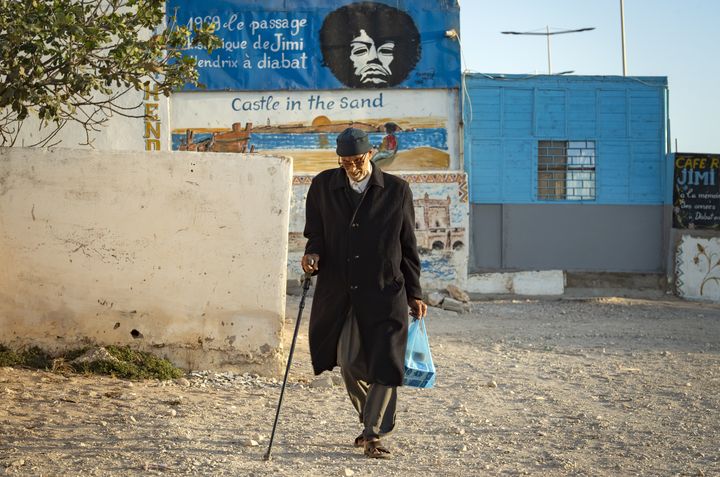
[537,140,596,201]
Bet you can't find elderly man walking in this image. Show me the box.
[301,127,427,459]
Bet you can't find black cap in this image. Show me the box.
[336,127,372,157]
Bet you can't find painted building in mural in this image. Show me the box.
[167,0,467,288]
[464,74,670,274]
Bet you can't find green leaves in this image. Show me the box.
[0,0,219,146]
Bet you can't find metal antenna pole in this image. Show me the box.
[546,25,552,74]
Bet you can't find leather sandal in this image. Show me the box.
[353,433,366,448]
[363,439,391,459]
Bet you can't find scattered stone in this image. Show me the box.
[246,439,259,447]
[71,347,121,365]
[168,409,177,417]
[129,415,137,423]
[427,292,445,307]
[487,380,498,388]
[330,375,343,386]
[442,297,465,314]
[446,284,470,303]
[310,375,334,389]
[10,459,25,468]
[175,378,191,387]
[344,468,355,477]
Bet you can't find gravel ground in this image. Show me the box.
[1,295,719,476]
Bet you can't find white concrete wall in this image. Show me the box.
[10,85,169,152]
[676,235,720,302]
[0,147,291,374]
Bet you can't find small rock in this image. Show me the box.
[246,439,259,447]
[344,468,355,477]
[330,375,343,386]
[168,409,177,417]
[427,292,445,307]
[175,378,191,387]
[310,375,334,388]
[10,459,25,468]
[71,347,121,365]
[487,380,497,388]
[442,297,465,313]
[446,284,470,303]
[129,415,137,423]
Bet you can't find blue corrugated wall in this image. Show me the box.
[464,74,669,205]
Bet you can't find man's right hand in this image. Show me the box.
[301,254,320,274]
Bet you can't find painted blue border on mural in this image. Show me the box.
[167,0,460,91]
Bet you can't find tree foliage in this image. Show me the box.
[0,0,220,147]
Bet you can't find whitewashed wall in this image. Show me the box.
[676,235,720,302]
[11,85,170,152]
[0,147,291,373]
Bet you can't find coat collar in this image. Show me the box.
[329,163,385,190]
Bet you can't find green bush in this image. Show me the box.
[0,344,183,380]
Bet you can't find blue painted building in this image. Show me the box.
[464,74,671,272]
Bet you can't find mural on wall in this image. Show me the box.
[319,3,420,88]
[166,0,460,91]
[287,173,468,288]
[171,89,456,173]
[673,153,720,230]
[676,236,720,302]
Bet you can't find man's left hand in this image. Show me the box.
[409,298,427,319]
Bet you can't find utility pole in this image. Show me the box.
[502,26,595,75]
[620,0,628,75]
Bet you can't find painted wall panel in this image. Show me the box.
[495,204,664,272]
[167,0,461,91]
[171,89,458,173]
[676,235,720,302]
[465,75,668,206]
[288,172,469,289]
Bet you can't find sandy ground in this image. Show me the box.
[1,295,719,476]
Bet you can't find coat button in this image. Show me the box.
[352,223,359,228]
[350,285,358,290]
[354,255,360,259]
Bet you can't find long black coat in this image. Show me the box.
[304,165,422,386]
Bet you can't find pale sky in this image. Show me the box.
[459,0,719,153]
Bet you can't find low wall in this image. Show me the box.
[675,233,720,302]
[0,148,292,374]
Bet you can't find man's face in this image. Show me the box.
[349,29,394,85]
[339,151,372,182]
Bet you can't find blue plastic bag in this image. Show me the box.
[403,318,436,388]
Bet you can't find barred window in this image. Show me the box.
[537,140,596,201]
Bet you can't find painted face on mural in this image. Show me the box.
[320,2,420,88]
[350,29,395,85]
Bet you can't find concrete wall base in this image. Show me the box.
[466,270,565,296]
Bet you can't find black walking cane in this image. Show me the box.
[263,267,313,461]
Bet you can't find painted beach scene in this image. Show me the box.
[171,115,450,173]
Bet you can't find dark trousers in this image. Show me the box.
[336,309,397,440]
